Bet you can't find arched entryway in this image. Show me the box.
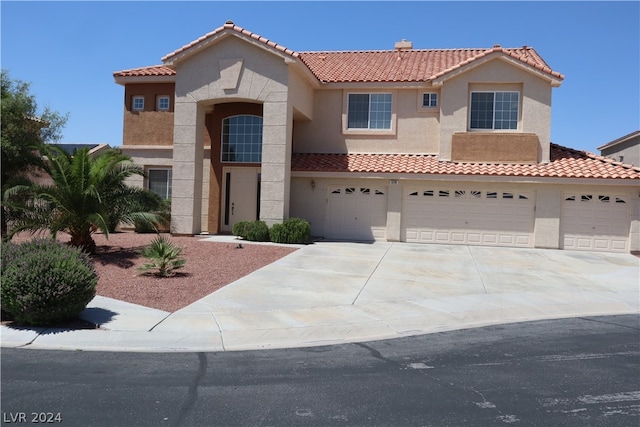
[206,102,264,233]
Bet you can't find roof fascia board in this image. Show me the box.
[431,53,563,87]
[291,171,639,184]
[319,81,433,90]
[114,75,175,86]
[597,131,640,150]
[163,30,294,68]
[120,145,211,152]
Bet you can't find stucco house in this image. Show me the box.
[114,21,640,253]
[598,130,640,167]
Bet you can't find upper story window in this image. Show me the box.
[347,93,392,130]
[422,92,438,108]
[222,115,263,163]
[147,168,172,199]
[132,96,145,111]
[470,91,519,130]
[157,96,170,111]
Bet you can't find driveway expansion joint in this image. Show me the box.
[351,242,395,305]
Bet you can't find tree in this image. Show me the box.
[4,145,163,254]
[1,70,68,237]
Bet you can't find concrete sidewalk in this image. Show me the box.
[2,239,638,352]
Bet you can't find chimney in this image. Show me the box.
[395,39,413,50]
[395,39,412,59]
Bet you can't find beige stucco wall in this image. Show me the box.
[290,177,326,236]
[121,146,212,232]
[439,58,553,162]
[293,89,440,154]
[170,35,304,233]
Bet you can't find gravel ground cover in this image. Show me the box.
[9,232,297,312]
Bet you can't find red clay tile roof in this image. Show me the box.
[113,65,175,77]
[291,144,640,180]
[298,46,564,83]
[114,22,563,83]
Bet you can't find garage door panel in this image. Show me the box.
[327,185,388,241]
[402,187,534,248]
[561,193,630,252]
[467,233,482,244]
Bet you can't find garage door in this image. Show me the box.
[402,188,534,247]
[561,193,630,252]
[326,185,387,240]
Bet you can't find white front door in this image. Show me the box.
[221,167,260,232]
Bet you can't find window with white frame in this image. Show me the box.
[347,93,392,129]
[470,91,519,130]
[422,92,438,107]
[132,96,144,111]
[147,168,172,199]
[221,115,263,163]
[157,96,170,111]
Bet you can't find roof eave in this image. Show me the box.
[113,75,176,86]
[597,130,640,150]
[162,26,298,68]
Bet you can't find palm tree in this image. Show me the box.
[3,145,163,253]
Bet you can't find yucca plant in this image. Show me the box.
[138,234,186,277]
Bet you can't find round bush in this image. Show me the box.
[232,221,250,238]
[270,218,311,244]
[1,239,97,326]
[245,221,270,242]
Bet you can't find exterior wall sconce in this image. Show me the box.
[311,180,316,191]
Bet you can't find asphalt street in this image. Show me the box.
[1,315,638,426]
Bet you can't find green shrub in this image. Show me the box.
[233,220,270,242]
[138,234,186,277]
[270,218,311,244]
[232,221,250,238]
[245,221,270,242]
[1,239,97,326]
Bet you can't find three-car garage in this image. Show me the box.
[304,179,634,253]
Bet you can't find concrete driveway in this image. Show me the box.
[2,240,638,352]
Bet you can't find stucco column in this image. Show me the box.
[386,182,402,241]
[171,99,205,235]
[629,197,640,253]
[260,94,292,226]
[533,187,561,249]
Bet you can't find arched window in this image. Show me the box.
[221,115,263,163]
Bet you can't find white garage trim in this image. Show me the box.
[326,184,388,240]
[561,193,630,252]
[402,187,535,247]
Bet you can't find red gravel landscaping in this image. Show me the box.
[10,232,297,312]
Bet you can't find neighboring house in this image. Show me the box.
[113,21,640,253]
[30,143,111,186]
[53,143,111,156]
[598,130,640,167]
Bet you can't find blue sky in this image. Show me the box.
[2,1,638,154]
